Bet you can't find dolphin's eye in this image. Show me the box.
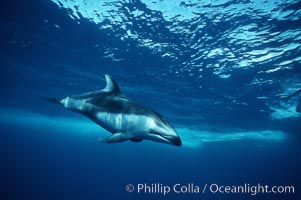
[150,129,156,133]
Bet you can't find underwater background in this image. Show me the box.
[1,0,301,199]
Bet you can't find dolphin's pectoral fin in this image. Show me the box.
[99,133,130,143]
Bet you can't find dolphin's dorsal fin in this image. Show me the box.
[103,74,121,94]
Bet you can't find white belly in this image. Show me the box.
[95,112,155,133]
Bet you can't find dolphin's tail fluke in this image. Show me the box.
[41,97,62,105]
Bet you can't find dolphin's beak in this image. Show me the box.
[166,135,182,146]
[171,136,182,146]
[154,126,182,146]
[160,134,182,146]
[41,97,62,105]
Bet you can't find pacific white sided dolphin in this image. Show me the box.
[42,74,182,146]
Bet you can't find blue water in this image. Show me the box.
[1,0,301,199]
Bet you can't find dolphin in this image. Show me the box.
[42,74,182,146]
